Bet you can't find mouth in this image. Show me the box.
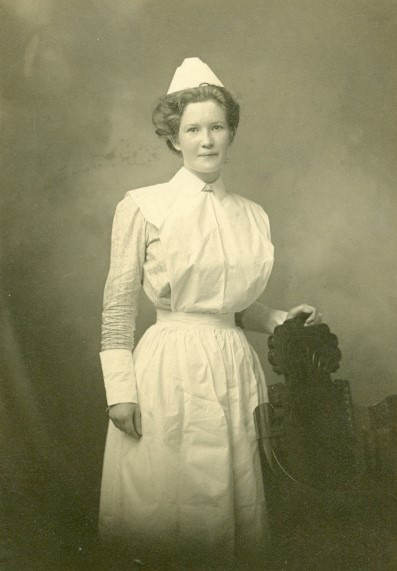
[198,153,218,157]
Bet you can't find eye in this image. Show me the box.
[213,124,225,130]
[186,127,198,133]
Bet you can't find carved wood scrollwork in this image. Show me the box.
[262,314,357,491]
[255,315,397,568]
[268,313,342,382]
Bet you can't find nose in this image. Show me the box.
[200,129,214,148]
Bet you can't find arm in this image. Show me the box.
[236,302,288,335]
[100,195,146,436]
[236,302,322,335]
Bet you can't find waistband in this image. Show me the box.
[155,309,236,329]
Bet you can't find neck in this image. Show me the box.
[183,164,221,184]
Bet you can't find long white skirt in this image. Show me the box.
[99,310,268,567]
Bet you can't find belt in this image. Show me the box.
[155,309,236,329]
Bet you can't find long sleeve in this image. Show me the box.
[100,195,146,405]
[236,302,288,335]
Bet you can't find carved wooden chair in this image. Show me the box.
[255,314,397,570]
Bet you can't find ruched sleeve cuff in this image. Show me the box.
[100,349,138,406]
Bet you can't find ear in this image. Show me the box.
[170,137,181,152]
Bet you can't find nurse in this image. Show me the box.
[99,58,321,569]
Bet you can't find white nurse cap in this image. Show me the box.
[167,57,224,94]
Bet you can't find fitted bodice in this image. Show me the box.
[101,167,275,351]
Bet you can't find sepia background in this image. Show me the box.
[1,0,396,568]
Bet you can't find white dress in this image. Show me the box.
[99,167,286,567]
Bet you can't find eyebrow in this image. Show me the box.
[184,121,226,127]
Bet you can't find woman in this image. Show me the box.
[99,58,321,569]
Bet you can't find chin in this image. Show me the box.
[200,166,219,173]
[194,163,222,174]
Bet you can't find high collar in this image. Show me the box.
[169,167,227,200]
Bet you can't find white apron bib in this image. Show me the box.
[131,167,274,314]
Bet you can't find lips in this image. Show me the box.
[199,153,218,157]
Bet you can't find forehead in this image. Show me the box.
[180,100,227,124]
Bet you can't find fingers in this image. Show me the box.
[123,406,142,439]
[303,306,322,326]
[303,306,317,325]
[287,304,310,320]
[313,311,322,324]
[287,304,323,326]
[123,412,141,439]
[133,406,142,437]
[287,304,309,318]
[110,417,125,433]
[108,402,142,439]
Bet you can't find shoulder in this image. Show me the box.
[112,183,167,225]
[229,192,270,220]
[127,182,169,202]
[124,182,177,227]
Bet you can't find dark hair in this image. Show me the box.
[152,84,240,155]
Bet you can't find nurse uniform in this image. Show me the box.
[99,59,287,567]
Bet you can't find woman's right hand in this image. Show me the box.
[108,402,142,439]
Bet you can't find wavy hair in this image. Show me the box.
[152,84,240,155]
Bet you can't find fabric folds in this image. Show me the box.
[100,314,268,563]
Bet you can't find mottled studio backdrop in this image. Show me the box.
[1,0,397,567]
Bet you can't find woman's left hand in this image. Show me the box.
[286,304,322,326]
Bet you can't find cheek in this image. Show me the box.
[220,135,232,152]
[178,141,196,160]
[182,140,197,154]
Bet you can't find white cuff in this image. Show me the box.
[100,349,138,406]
